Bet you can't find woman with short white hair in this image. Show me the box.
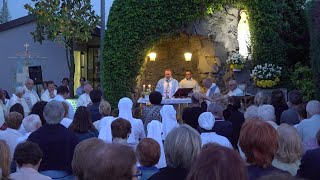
[17,114,42,143]
[258,104,278,129]
[272,124,303,176]
[244,105,259,121]
[149,125,201,180]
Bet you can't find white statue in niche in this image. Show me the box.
[237,10,251,58]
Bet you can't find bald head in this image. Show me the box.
[25,79,34,90]
[202,78,213,89]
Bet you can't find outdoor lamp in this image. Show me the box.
[148,52,157,61]
[184,52,192,61]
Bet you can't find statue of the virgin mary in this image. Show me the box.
[237,10,251,58]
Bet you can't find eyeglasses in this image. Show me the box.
[132,170,142,180]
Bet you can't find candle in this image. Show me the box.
[143,84,146,92]
[148,84,151,89]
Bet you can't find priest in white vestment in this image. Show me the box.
[155,69,179,98]
[23,79,40,109]
[179,70,200,92]
[202,78,220,98]
[198,112,233,148]
[77,83,93,107]
[41,81,57,102]
[7,86,30,117]
[227,80,244,96]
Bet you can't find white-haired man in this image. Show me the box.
[7,86,30,116]
[296,100,320,150]
[258,104,278,129]
[202,78,220,98]
[23,79,40,109]
[17,114,42,143]
[28,100,78,178]
[227,79,244,96]
[76,82,93,107]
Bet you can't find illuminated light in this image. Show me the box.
[148,52,157,61]
[184,52,192,61]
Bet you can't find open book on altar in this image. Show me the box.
[173,88,193,98]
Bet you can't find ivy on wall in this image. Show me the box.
[305,0,320,99]
[103,0,309,106]
[102,0,211,106]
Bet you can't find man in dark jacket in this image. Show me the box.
[28,100,78,178]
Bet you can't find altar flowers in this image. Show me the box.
[251,63,282,88]
[226,52,245,71]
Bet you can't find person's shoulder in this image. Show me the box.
[157,78,164,83]
[305,147,320,157]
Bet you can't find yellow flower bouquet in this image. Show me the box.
[226,52,245,71]
[251,64,282,88]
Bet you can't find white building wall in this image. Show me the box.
[0,21,69,95]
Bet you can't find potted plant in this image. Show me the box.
[226,52,245,71]
[251,63,282,88]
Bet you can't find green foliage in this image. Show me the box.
[281,0,309,66]
[103,0,211,106]
[103,0,310,106]
[0,0,11,24]
[305,0,320,100]
[25,0,100,96]
[24,0,100,45]
[290,63,315,101]
[243,0,287,66]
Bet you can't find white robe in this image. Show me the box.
[41,89,57,102]
[7,94,30,117]
[155,78,179,98]
[200,132,233,149]
[0,104,4,127]
[179,78,200,92]
[227,87,244,96]
[147,120,167,168]
[205,83,220,97]
[76,93,92,107]
[23,86,40,109]
[53,95,74,119]
[160,105,179,140]
[98,116,115,143]
[60,117,73,128]
[118,97,146,148]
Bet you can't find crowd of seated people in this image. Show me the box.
[2,78,320,180]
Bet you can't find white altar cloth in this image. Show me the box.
[137,97,191,104]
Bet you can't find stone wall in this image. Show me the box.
[139,34,222,92]
[137,6,254,95]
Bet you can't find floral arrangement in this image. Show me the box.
[226,52,245,70]
[250,63,282,88]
